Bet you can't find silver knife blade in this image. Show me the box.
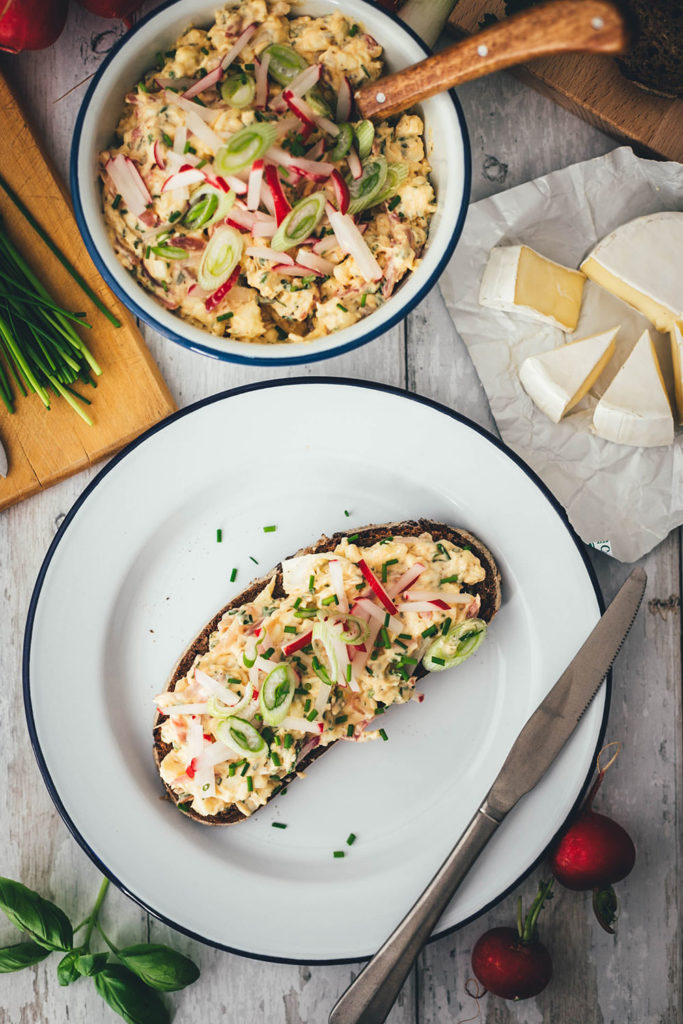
[486,566,646,819]
[0,432,7,478]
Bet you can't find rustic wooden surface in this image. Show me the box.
[0,74,175,511]
[447,0,683,163]
[0,4,680,1023]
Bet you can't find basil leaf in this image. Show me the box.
[94,964,170,1024]
[75,951,109,976]
[0,878,72,951]
[0,940,51,973]
[57,949,80,987]
[117,943,200,991]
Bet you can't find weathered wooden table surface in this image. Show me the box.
[0,4,680,1023]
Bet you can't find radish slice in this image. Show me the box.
[350,618,380,684]
[220,22,258,71]
[347,146,362,180]
[205,265,240,312]
[264,164,291,225]
[282,629,313,657]
[336,76,352,121]
[396,602,447,614]
[279,715,323,734]
[226,205,257,230]
[254,53,270,108]
[287,63,322,97]
[182,63,223,100]
[328,558,349,613]
[194,667,241,706]
[157,702,210,717]
[305,138,325,160]
[246,158,264,210]
[296,249,334,276]
[105,155,151,217]
[172,125,187,156]
[161,168,206,192]
[356,559,398,615]
[274,114,300,137]
[254,655,281,675]
[246,245,294,264]
[185,716,204,762]
[314,115,340,137]
[165,89,218,123]
[273,263,320,277]
[153,141,165,170]
[329,169,349,214]
[282,90,316,138]
[402,590,473,605]
[387,562,425,598]
[155,76,194,92]
[251,216,277,238]
[312,234,340,256]
[186,109,224,152]
[353,597,402,635]
[326,205,382,282]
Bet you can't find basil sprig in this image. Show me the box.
[0,876,200,1022]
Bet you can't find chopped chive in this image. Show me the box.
[309,574,315,592]
[250,555,259,564]
[230,567,237,582]
[422,625,438,638]
[336,303,348,312]
[431,656,446,666]
[263,647,274,659]
[216,528,222,542]
[112,193,122,209]
[346,724,354,737]
[322,593,338,606]
[440,575,460,584]
[228,763,236,776]
[347,533,359,543]
[284,734,293,749]
[379,728,388,742]
[346,664,352,682]
[284,625,297,634]
[399,656,417,665]
[216,311,233,322]
[304,699,311,712]
[399,633,411,640]
[346,833,356,845]
[241,762,250,776]
[360,292,367,308]
[271,750,282,766]
[349,23,359,35]
[441,617,452,635]
[263,524,277,533]
[383,613,390,627]
[306,708,318,721]
[344,509,350,517]
[335,714,348,723]
[294,597,302,609]
[395,639,408,650]
[388,195,401,211]
[374,706,385,715]
[333,851,345,858]
[272,821,287,829]
[246,775,254,792]
[380,627,390,647]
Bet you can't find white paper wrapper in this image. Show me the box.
[439,147,683,563]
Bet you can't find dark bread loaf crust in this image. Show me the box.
[153,519,502,825]
[617,0,683,98]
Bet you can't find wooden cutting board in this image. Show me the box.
[0,72,175,512]
[447,0,683,163]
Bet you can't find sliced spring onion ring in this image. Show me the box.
[262,43,308,86]
[221,72,256,109]
[207,681,254,719]
[215,123,278,175]
[422,619,487,672]
[354,120,375,160]
[347,157,388,215]
[326,612,370,646]
[271,192,326,252]
[184,185,235,229]
[149,242,187,260]
[373,163,409,207]
[329,123,353,162]
[217,716,269,761]
[312,620,340,685]
[197,226,243,291]
[305,87,333,117]
[259,664,296,726]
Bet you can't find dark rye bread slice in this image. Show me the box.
[153,519,502,825]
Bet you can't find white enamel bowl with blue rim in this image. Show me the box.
[70,0,470,365]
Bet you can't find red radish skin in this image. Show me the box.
[0,0,68,52]
[471,927,553,1001]
[550,811,636,890]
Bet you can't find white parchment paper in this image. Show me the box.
[439,147,683,563]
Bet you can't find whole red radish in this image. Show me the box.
[549,742,635,930]
[0,0,68,52]
[75,0,144,22]
[471,880,553,1000]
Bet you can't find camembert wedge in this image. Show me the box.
[670,321,683,424]
[593,330,674,447]
[581,213,683,334]
[479,244,585,331]
[519,327,618,423]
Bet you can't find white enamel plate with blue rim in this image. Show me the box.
[24,379,605,963]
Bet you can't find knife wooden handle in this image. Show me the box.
[328,802,502,1024]
[355,0,628,120]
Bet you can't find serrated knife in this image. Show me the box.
[329,567,647,1024]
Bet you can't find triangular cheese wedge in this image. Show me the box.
[593,330,674,447]
[519,327,618,423]
[581,213,683,333]
[670,321,683,425]
[480,245,585,331]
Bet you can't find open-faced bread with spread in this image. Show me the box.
[153,519,502,825]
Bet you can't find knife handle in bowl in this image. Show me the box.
[355,0,628,119]
[328,802,503,1024]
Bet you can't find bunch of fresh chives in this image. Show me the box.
[0,217,102,424]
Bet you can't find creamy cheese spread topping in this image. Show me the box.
[99,0,436,345]
[156,532,486,818]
